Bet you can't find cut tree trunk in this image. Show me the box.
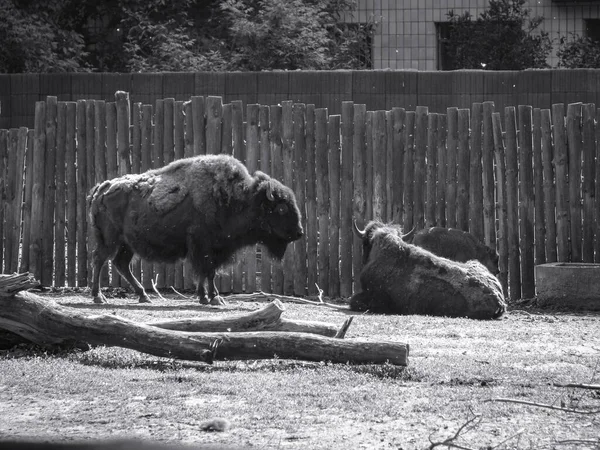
[0,274,408,366]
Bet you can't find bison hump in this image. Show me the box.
[148,174,189,215]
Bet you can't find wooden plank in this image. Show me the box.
[269,105,284,295]
[413,106,428,229]
[425,113,438,227]
[541,109,557,263]
[106,102,119,288]
[152,99,165,287]
[55,104,67,287]
[315,108,329,296]
[402,111,416,230]
[259,105,272,293]
[456,108,470,232]
[246,104,260,293]
[14,128,28,272]
[352,104,367,293]
[328,114,341,299]
[340,102,353,298]
[596,107,600,263]
[75,100,87,286]
[93,101,107,183]
[174,100,185,290]
[282,101,294,296]
[183,101,194,159]
[217,102,232,295]
[391,107,405,224]
[30,102,47,283]
[205,96,223,156]
[231,100,244,294]
[517,105,535,299]
[115,91,131,176]
[305,105,318,296]
[582,104,595,263]
[566,103,583,262]
[372,110,387,221]
[482,101,496,248]
[365,111,373,223]
[492,112,509,297]
[469,103,484,241]
[533,108,546,265]
[42,96,57,286]
[191,96,205,155]
[5,129,19,273]
[504,107,521,300]
[85,100,95,287]
[0,130,5,272]
[292,104,308,297]
[20,129,35,274]
[140,104,153,290]
[130,103,142,287]
[385,110,393,222]
[436,114,447,228]
[552,104,570,262]
[446,107,458,228]
[65,103,77,286]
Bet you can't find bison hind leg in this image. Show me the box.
[113,245,151,303]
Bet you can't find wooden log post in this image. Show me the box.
[259,105,273,293]
[391,107,406,225]
[292,104,308,297]
[130,102,142,284]
[42,96,58,286]
[315,108,330,296]
[115,91,131,176]
[269,105,284,295]
[174,101,186,289]
[55,104,67,287]
[0,130,5,273]
[596,106,600,264]
[30,101,47,283]
[191,96,205,156]
[20,129,35,274]
[365,111,373,224]
[246,104,260,294]
[541,109,557,263]
[140,104,153,290]
[425,113,438,227]
[402,111,416,230]
[566,103,583,263]
[75,100,87,286]
[282,101,294,296]
[504,107,521,300]
[219,102,233,294]
[328,114,341,298]
[372,110,387,222]
[413,106,428,230]
[436,114,447,228]
[445,107,458,228]
[533,108,546,266]
[340,102,354,298]
[65,103,78,285]
[482,102,496,249]
[492,112,509,298]
[352,104,367,293]
[106,102,119,288]
[231,100,245,294]
[552,104,570,262]
[305,105,319,297]
[469,103,484,241]
[581,104,595,263]
[517,105,535,299]
[163,98,176,288]
[456,108,470,232]
[85,100,95,287]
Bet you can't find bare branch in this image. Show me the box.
[553,382,600,391]
[151,275,167,301]
[170,286,195,300]
[428,414,482,450]
[485,398,600,415]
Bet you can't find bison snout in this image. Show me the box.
[293,227,304,240]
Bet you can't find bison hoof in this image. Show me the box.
[138,295,152,304]
[199,296,210,305]
[209,295,226,306]
[93,294,107,304]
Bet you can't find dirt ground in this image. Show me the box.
[0,291,599,450]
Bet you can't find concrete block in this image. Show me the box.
[535,263,600,311]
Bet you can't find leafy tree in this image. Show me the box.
[442,0,551,70]
[0,0,88,73]
[557,34,600,68]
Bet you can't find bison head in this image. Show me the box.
[353,220,415,264]
[254,172,303,259]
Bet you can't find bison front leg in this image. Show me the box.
[195,271,226,306]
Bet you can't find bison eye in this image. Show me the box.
[275,204,288,215]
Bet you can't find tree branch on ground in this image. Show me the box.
[484,398,600,415]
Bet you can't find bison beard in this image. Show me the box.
[351,222,506,320]
[88,154,303,305]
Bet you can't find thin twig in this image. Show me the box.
[553,382,600,391]
[151,275,167,301]
[170,286,195,300]
[553,439,600,447]
[428,414,482,450]
[485,398,600,415]
[225,290,348,310]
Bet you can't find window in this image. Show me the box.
[436,22,453,70]
[585,19,600,42]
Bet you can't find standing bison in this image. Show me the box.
[409,227,499,275]
[351,221,506,319]
[88,154,303,305]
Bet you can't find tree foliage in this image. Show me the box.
[442,0,551,70]
[557,34,600,68]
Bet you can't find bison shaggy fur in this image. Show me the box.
[410,227,499,275]
[88,154,303,305]
[351,222,506,319]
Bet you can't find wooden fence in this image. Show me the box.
[0,92,598,300]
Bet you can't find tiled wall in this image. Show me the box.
[347,0,600,70]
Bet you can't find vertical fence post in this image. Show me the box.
[259,105,273,293]
[482,102,496,248]
[0,130,5,273]
[55,104,67,286]
[305,105,318,297]
[31,101,47,283]
[505,107,521,300]
[456,108,470,232]
[115,91,131,176]
[518,105,535,299]
[246,104,260,293]
[85,100,95,287]
[541,109,557,263]
[42,96,57,286]
[292,104,308,296]
[5,129,18,273]
[552,104,570,262]
[231,100,245,294]
[596,107,600,263]
[391,107,405,225]
[445,107,458,229]
[492,112,509,297]
[315,108,329,296]
[106,101,118,288]
[65,102,77,286]
[533,108,546,265]
[163,98,175,288]
[365,111,373,224]
[76,100,87,286]
[372,110,387,221]
[328,114,341,298]
[282,101,294,296]
[425,113,438,227]
[140,104,153,290]
[218,102,233,294]
[340,102,354,298]
[269,104,284,295]
[352,104,367,293]
[582,104,595,263]
[20,129,35,274]
[566,103,583,262]
[403,111,416,230]
[130,102,142,284]
[469,103,484,241]
[436,114,447,228]
[414,106,428,230]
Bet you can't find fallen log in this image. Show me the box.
[0,274,408,365]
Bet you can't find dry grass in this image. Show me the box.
[0,291,599,449]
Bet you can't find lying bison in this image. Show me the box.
[88,154,303,305]
[409,227,499,275]
[351,221,506,319]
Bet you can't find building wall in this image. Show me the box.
[348,0,600,70]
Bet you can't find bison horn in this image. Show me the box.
[353,220,366,238]
[266,181,275,201]
[402,226,417,241]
